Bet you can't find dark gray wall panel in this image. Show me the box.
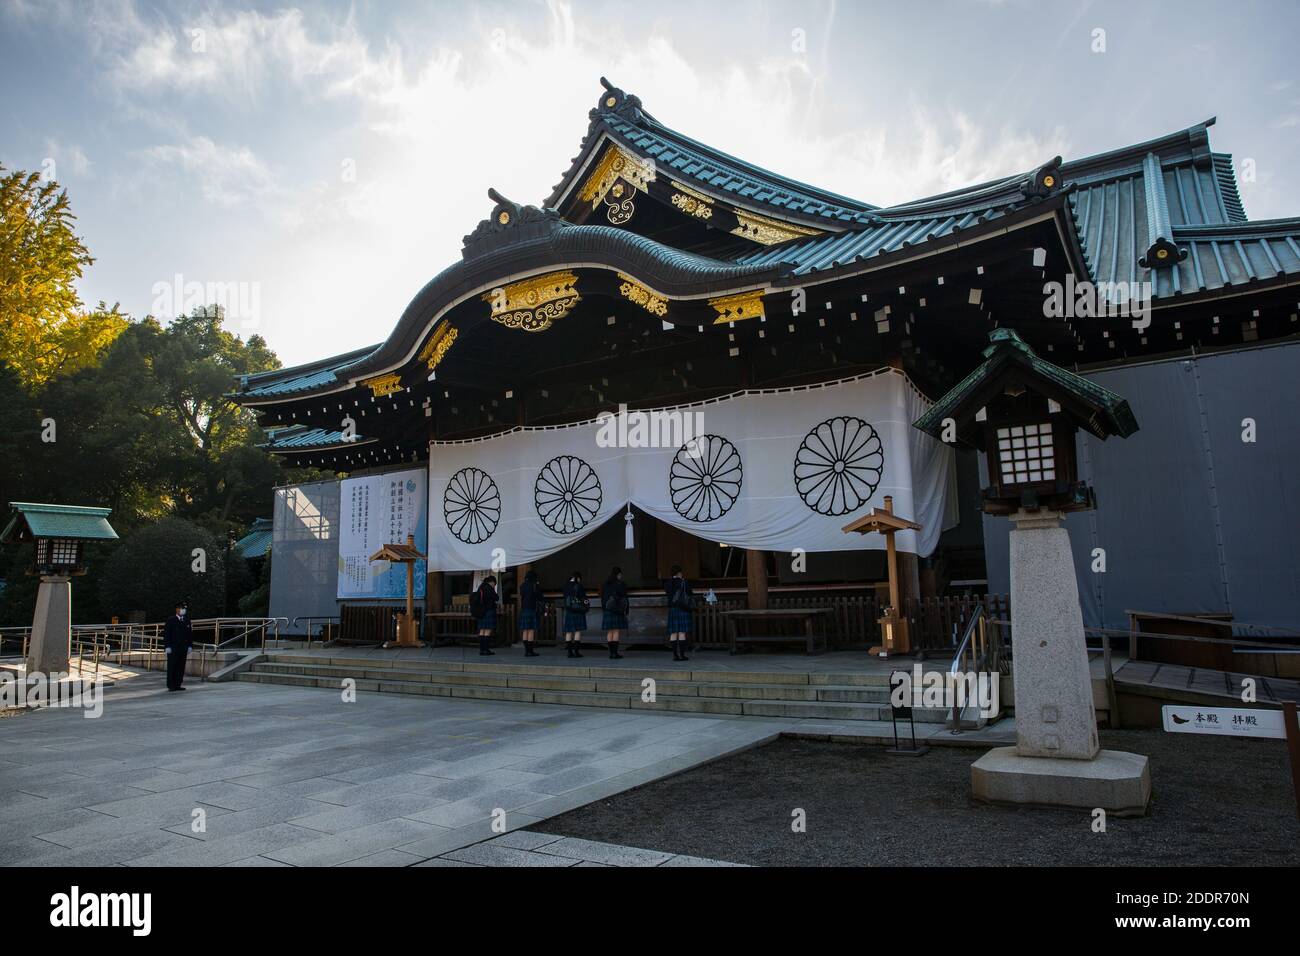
[984,342,1299,631]
[269,480,341,633]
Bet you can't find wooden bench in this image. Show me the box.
[424,611,476,646]
[722,608,833,656]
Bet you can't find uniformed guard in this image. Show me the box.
[473,575,498,656]
[665,565,693,661]
[601,566,628,659]
[164,601,193,691]
[562,571,589,658]
[519,569,542,657]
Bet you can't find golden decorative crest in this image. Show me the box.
[730,209,821,245]
[484,271,580,332]
[709,290,765,324]
[363,373,403,397]
[669,181,714,220]
[617,273,669,317]
[578,145,655,225]
[418,323,458,370]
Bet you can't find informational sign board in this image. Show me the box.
[1161,704,1286,739]
[337,468,427,599]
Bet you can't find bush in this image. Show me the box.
[99,517,226,622]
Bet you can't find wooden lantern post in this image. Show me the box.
[369,534,426,649]
[842,496,922,657]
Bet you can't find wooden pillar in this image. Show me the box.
[403,534,416,644]
[746,549,769,609]
[428,570,444,613]
[883,498,901,614]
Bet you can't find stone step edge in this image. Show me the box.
[248,661,892,697]
[262,654,894,686]
[236,671,899,718]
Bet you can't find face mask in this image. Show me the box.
[179,609,186,618]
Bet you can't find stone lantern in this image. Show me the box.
[1,502,118,674]
[914,329,1150,814]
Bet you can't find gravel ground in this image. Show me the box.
[533,730,1300,866]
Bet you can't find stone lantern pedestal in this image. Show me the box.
[970,509,1150,814]
[27,575,72,675]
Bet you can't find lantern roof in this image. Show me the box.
[1,502,119,543]
[369,540,425,563]
[913,328,1139,448]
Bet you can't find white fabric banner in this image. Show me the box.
[426,370,958,572]
[338,468,428,598]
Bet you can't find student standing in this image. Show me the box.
[473,575,498,656]
[518,569,542,657]
[562,571,589,658]
[665,565,693,661]
[601,566,628,659]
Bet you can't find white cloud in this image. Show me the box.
[42,138,92,178]
[41,0,1075,364]
[143,135,273,207]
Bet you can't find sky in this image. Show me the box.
[2,0,1297,368]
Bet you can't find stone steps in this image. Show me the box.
[246,660,895,703]
[235,653,935,721]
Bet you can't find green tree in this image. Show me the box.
[98,517,226,622]
[0,166,126,388]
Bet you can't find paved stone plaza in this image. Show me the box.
[0,664,1013,866]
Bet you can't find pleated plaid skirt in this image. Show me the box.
[602,610,629,630]
[476,608,497,630]
[563,609,588,633]
[518,608,539,631]
[667,607,692,634]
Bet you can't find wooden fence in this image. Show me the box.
[690,593,1009,652]
[343,592,1010,654]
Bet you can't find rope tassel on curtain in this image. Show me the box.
[624,505,635,550]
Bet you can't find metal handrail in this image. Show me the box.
[292,616,339,649]
[947,607,1009,732]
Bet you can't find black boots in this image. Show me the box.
[478,635,494,656]
[608,641,623,660]
[672,640,690,661]
[524,642,538,657]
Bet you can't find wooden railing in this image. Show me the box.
[337,592,1011,652]
[690,593,1010,651]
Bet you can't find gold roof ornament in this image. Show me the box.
[730,208,822,245]
[484,271,581,332]
[709,289,766,324]
[578,144,656,225]
[669,181,714,220]
[617,273,669,316]
[363,373,403,397]
[418,323,458,370]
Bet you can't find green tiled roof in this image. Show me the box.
[2,502,119,542]
[913,329,1138,444]
[232,518,273,559]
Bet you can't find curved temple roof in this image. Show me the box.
[546,79,880,227]
[232,82,1300,462]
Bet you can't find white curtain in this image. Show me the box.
[426,370,958,572]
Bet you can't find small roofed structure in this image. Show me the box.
[843,496,922,658]
[913,328,1138,515]
[2,502,118,576]
[232,518,273,561]
[3,502,118,675]
[369,535,426,648]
